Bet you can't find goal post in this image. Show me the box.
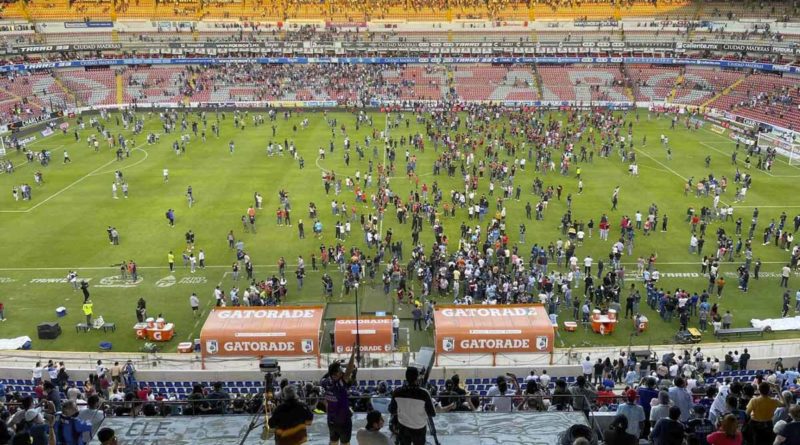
[758,132,800,165]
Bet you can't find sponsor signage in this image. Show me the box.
[200,306,323,357]
[334,317,394,353]
[434,304,554,354]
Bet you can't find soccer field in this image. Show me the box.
[0,108,799,354]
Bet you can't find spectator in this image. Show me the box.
[77,395,105,443]
[650,391,672,429]
[668,377,693,422]
[570,375,596,416]
[355,410,392,445]
[773,390,796,425]
[638,377,659,437]
[745,381,782,444]
[485,374,520,413]
[686,405,715,445]
[775,404,800,444]
[96,428,116,445]
[321,349,357,445]
[207,382,231,414]
[44,382,62,413]
[518,380,545,412]
[267,385,314,445]
[54,400,92,445]
[706,414,743,445]
[650,406,686,445]
[550,379,572,411]
[615,388,645,439]
[602,414,637,445]
[19,408,51,445]
[185,384,211,415]
[388,366,436,445]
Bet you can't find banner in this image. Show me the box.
[1,39,797,56]
[64,21,113,28]
[0,56,797,74]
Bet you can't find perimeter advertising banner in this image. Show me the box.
[334,317,393,353]
[200,306,323,357]
[433,304,554,354]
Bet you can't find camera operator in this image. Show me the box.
[389,366,436,445]
[321,348,357,445]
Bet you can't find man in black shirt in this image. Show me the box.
[739,348,751,370]
[268,385,314,445]
[389,367,436,445]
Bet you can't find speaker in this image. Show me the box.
[37,322,61,340]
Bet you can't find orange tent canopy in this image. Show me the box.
[200,306,323,357]
[433,304,554,354]
[334,317,394,353]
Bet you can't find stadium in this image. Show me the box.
[0,0,800,443]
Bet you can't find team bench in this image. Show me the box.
[714,327,766,340]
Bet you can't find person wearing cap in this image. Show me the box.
[96,428,116,445]
[267,385,313,445]
[320,348,357,445]
[19,407,52,445]
[388,366,436,445]
[355,410,391,445]
[615,388,645,439]
[54,400,92,445]
[650,406,686,445]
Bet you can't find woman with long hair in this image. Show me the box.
[706,414,743,445]
[602,414,637,445]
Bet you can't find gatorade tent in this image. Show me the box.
[333,317,394,354]
[200,306,324,366]
[433,305,554,363]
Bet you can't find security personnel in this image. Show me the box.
[82,301,93,326]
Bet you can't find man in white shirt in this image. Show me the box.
[190,293,200,317]
[582,357,594,380]
[539,370,551,390]
[486,374,520,412]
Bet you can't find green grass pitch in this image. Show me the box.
[0,108,799,354]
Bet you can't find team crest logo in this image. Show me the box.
[442,337,455,352]
[536,336,549,351]
[301,339,314,353]
[206,340,218,355]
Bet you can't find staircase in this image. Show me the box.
[21,0,32,21]
[667,72,685,104]
[116,71,124,105]
[531,64,544,98]
[111,29,120,43]
[700,74,748,109]
[53,74,80,107]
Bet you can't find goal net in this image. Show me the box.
[758,132,800,165]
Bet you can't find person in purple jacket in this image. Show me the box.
[321,348,357,445]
